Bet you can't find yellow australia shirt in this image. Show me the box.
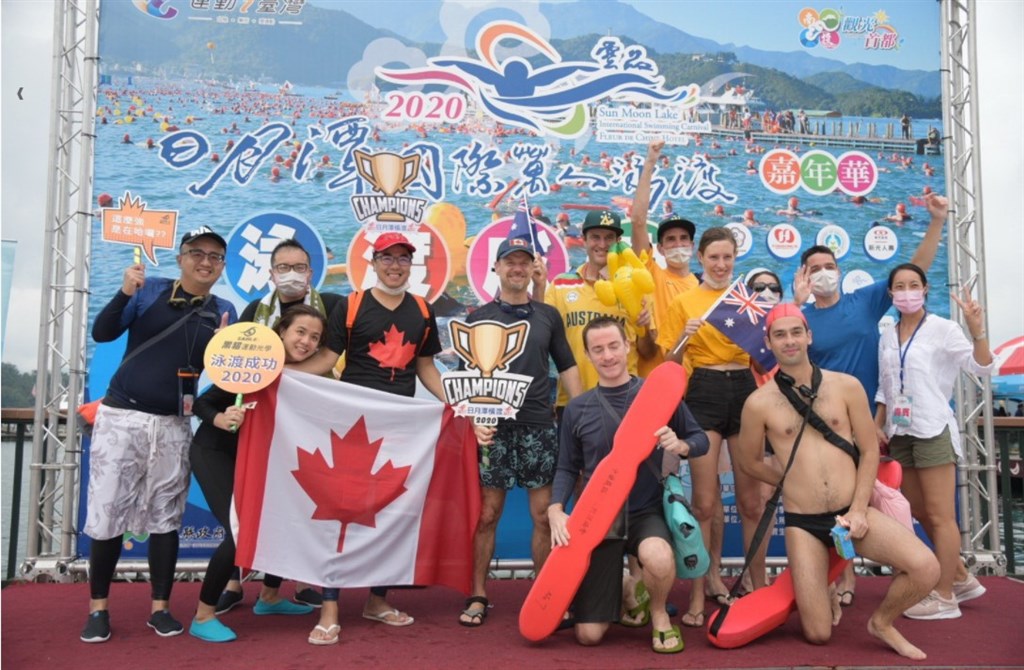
[545,264,640,406]
[638,258,699,376]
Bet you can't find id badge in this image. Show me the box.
[178,367,199,417]
[891,394,913,428]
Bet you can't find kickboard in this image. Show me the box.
[518,362,687,642]
[707,549,848,649]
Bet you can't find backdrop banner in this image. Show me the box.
[82,0,945,561]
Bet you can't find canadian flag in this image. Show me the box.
[233,369,480,592]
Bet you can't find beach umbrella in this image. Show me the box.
[993,335,1024,376]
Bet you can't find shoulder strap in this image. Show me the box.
[775,365,860,465]
[346,290,431,351]
[120,302,209,369]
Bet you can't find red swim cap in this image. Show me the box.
[765,303,807,330]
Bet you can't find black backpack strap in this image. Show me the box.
[775,365,860,466]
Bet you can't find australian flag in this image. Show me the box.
[507,196,545,255]
[703,278,777,370]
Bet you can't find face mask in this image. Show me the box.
[702,274,733,290]
[663,246,693,267]
[375,280,410,296]
[275,271,308,299]
[892,289,926,314]
[810,269,839,297]
[757,288,782,305]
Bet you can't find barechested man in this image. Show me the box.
[732,304,939,660]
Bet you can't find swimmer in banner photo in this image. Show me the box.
[548,317,708,654]
[732,304,938,660]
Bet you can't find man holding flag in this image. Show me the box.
[286,232,475,644]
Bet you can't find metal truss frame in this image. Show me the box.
[940,0,1004,574]
[22,0,1003,580]
[22,0,98,581]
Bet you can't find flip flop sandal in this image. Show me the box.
[652,624,685,654]
[681,610,705,628]
[838,590,855,607]
[621,580,650,627]
[459,596,489,627]
[362,609,415,627]
[308,624,340,646]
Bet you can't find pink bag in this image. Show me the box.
[870,472,914,531]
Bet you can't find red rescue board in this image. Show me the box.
[707,549,848,649]
[518,362,687,642]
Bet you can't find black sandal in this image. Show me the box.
[459,596,489,627]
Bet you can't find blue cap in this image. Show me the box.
[495,238,536,261]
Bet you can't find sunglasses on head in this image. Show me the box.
[752,282,783,294]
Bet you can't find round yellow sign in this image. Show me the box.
[203,322,285,394]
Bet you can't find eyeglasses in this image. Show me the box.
[752,282,783,295]
[374,255,412,267]
[183,248,226,264]
[273,263,309,274]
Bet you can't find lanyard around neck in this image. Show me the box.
[897,313,927,394]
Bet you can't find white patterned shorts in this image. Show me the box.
[83,405,193,540]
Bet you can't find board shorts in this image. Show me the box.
[480,421,558,490]
[572,508,672,623]
[83,404,192,540]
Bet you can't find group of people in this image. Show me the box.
[81,140,992,660]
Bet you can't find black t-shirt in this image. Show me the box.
[325,291,441,397]
[465,300,576,425]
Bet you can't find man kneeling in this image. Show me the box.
[733,304,939,660]
[548,317,708,653]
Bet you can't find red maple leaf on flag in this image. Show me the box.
[291,417,411,553]
[368,325,417,380]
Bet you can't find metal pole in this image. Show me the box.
[6,423,27,581]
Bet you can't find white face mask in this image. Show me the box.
[757,288,782,305]
[663,246,693,267]
[275,271,308,299]
[375,280,410,296]
[810,269,839,297]
[702,274,733,290]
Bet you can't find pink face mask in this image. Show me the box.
[892,289,925,314]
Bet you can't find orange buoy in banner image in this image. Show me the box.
[425,202,468,280]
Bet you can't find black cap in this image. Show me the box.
[180,226,227,250]
[495,238,536,261]
[656,216,696,243]
[581,210,624,235]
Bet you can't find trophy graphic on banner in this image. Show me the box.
[353,150,422,222]
[450,321,528,382]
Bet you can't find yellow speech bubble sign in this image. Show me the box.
[204,322,285,394]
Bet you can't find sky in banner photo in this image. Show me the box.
[1,0,1021,373]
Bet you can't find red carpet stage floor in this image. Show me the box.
[2,577,1022,669]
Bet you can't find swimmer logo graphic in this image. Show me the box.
[376,21,699,139]
[443,320,534,425]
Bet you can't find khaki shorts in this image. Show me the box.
[888,426,956,469]
[83,405,193,540]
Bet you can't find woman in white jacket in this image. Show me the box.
[875,263,992,621]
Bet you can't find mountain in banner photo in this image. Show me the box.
[97,0,938,106]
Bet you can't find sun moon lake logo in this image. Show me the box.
[442,320,534,425]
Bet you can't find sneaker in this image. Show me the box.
[253,598,314,615]
[189,617,237,643]
[903,591,961,620]
[215,589,244,614]
[147,610,185,637]
[294,587,323,608]
[952,574,986,603]
[80,611,111,643]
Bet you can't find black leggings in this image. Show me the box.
[89,531,179,601]
[190,440,281,607]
